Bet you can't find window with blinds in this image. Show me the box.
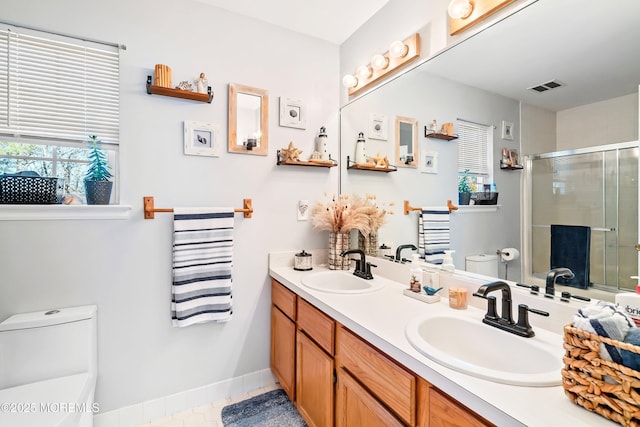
[457,120,492,176]
[0,26,120,203]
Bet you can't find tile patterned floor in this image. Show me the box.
[134,384,282,427]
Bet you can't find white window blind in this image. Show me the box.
[0,28,119,144]
[457,120,491,175]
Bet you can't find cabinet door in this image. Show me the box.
[429,387,493,427]
[296,330,334,427]
[271,305,296,401]
[336,368,404,427]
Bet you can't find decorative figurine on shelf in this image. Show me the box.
[280,141,303,162]
[195,72,208,94]
[176,80,193,91]
[316,126,329,160]
[370,152,389,168]
[354,132,367,164]
[430,119,438,133]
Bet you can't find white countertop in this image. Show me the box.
[269,250,617,427]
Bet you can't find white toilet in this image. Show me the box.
[0,305,97,427]
[465,254,499,277]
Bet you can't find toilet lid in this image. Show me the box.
[0,373,93,427]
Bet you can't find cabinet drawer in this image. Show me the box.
[297,298,335,355]
[336,327,415,426]
[272,279,296,320]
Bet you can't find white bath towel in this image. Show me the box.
[573,300,636,364]
[418,207,450,265]
[171,207,234,327]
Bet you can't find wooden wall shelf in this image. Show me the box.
[500,164,524,170]
[146,76,213,103]
[276,151,337,168]
[424,128,458,140]
[346,156,397,173]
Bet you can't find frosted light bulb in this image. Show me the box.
[342,74,358,88]
[356,65,372,80]
[448,0,473,19]
[389,40,408,58]
[370,54,389,71]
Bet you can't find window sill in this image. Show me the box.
[456,205,501,213]
[0,204,132,220]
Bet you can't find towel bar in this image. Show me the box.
[143,196,253,219]
[404,199,458,215]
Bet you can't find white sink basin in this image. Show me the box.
[301,271,384,294]
[405,312,563,386]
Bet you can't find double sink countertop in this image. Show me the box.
[269,250,616,427]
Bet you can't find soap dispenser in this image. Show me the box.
[409,254,423,292]
[442,250,455,272]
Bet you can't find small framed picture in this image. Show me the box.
[184,121,220,157]
[369,113,388,140]
[509,149,519,166]
[279,97,306,129]
[501,120,514,140]
[420,150,438,174]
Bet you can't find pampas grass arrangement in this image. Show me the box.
[311,193,370,234]
[360,193,394,236]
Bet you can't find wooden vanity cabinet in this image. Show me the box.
[296,297,335,427]
[270,279,297,401]
[270,279,495,427]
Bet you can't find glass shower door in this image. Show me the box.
[530,143,638,292]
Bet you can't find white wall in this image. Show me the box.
[557,93,639,150]
[520,103,556,156]
[0,0,339,412]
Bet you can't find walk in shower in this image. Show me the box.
[525,142,638,293]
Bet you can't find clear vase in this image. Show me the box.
[328,231,351,270]
[358,231,378,257]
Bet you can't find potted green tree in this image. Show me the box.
[84,135,113,205]
[458,169,475,205]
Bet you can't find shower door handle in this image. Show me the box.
[636,244,640,251]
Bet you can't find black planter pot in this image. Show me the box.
[85,180,113,205]
[458,192,471,205]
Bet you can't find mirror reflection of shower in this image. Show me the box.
[526,142,638,293]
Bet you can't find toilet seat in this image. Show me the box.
[0,373,94,427]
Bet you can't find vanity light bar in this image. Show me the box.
[347,33,421,97]
[449,0,517,36]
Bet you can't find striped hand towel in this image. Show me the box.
[418,207,450,265]
[171,207,234,327]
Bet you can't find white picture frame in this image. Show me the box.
[420,150,438,174]
[184,121,220,157]
[369,113,388,140]
[279,97,306,129]
[501,120,514,140]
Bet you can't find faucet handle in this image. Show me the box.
[515,304,549,337]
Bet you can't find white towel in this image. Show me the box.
[573,300,636,364]
[171,207,234,327]
[418,207,450,265]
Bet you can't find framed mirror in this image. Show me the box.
[228,83,269,156]
[395,116,417,168]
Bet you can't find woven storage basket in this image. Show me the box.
[0,175,64,204]
[562,324,640,426]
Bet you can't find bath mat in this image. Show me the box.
[221,389,306,427]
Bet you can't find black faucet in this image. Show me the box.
[473,281,549,338]
[340,249,376,280]
[545,268,575,298]
[395,244,417,263]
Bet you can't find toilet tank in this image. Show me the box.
[0,305,97,389]
[465,254,499,277]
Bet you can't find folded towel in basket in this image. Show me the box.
[171,207,234,327]
[573,300,636,364]
[621,328,640,371]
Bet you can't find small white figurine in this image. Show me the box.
[195,72,208,94]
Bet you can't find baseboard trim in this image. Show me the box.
[94,368,276,427]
